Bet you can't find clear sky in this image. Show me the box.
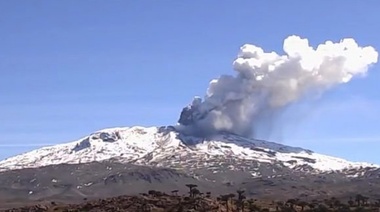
[1,1,380,164]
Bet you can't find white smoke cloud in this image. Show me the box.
[177,35,378,137]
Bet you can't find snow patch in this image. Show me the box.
[0,126,377,176]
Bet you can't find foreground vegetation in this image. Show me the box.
[4,184,380,211]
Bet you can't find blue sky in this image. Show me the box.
[1,1,380,164]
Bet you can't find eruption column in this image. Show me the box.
[177,35,378,137]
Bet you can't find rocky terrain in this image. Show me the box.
[4,187,380,212]
[1,159,380,209]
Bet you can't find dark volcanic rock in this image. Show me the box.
[0,161,380,209]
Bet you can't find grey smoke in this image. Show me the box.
[176,35,378,137]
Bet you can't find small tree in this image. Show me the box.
[139,203,152,212]
[185,184,198,198]
[308,203,316,211]
[348,197,355,207]
[355,194,363,206]
[206,192,211,198]
[275,201,284,212]
[333,199,342,209]
[192,188,201,197]
[363,196,369,206]
[171,190,179,196]
[236,189,246,211]
[375,199,380,207]
[286,198,297,209]
[220,194,234,212]
[248,199,261,212]
[148,190,156,197]
[298,201,308,211]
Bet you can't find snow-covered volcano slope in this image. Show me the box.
[0,126,377,174]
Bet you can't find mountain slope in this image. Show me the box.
[0,126,377,176]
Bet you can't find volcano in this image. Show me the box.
[0,126,380,204]
[0,126,377,173]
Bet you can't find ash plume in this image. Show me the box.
[176,35,378,137]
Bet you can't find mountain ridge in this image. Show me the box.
[0,126,377,176]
